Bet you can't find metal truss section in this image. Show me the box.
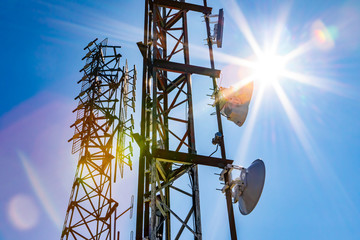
[136,1,214,240]
[136,1,238,240]
[62,38,136,240]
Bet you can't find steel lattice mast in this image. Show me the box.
[135,1,237,239]
[62,38,136,240]
[59,1,267,238]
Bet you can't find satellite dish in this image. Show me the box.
[218,81,254,127]
[236,159,265,215]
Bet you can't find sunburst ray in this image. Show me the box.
[282,70,352,97]
[223,0,263,56]
[236,84,265,164]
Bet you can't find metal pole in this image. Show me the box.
[203,0,238,239]
[135,1,149,239]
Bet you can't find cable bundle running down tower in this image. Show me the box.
[61,38,136,240]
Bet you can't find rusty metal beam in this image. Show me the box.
[158,74,186,101]
[154,0,212,14]
[153,149,233,169]
[153,59,221,78]
[165,11,183,29]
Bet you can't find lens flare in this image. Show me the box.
[311,20,338,50]
[18,151,62,229]
[8,194,39,230]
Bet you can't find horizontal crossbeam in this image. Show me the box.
[153,149,233,168]
[153,59,221,78]
[154,0,212,14]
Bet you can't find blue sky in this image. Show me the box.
[1,0,360,239]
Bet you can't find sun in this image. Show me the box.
[220,0,349,174]
[252,52,286,86]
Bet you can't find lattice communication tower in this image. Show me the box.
[62,38,136,240]
[61,1,266,240]
[134,1,238,239]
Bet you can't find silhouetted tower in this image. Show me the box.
[135,1,237,239]
[62,38,136,240]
